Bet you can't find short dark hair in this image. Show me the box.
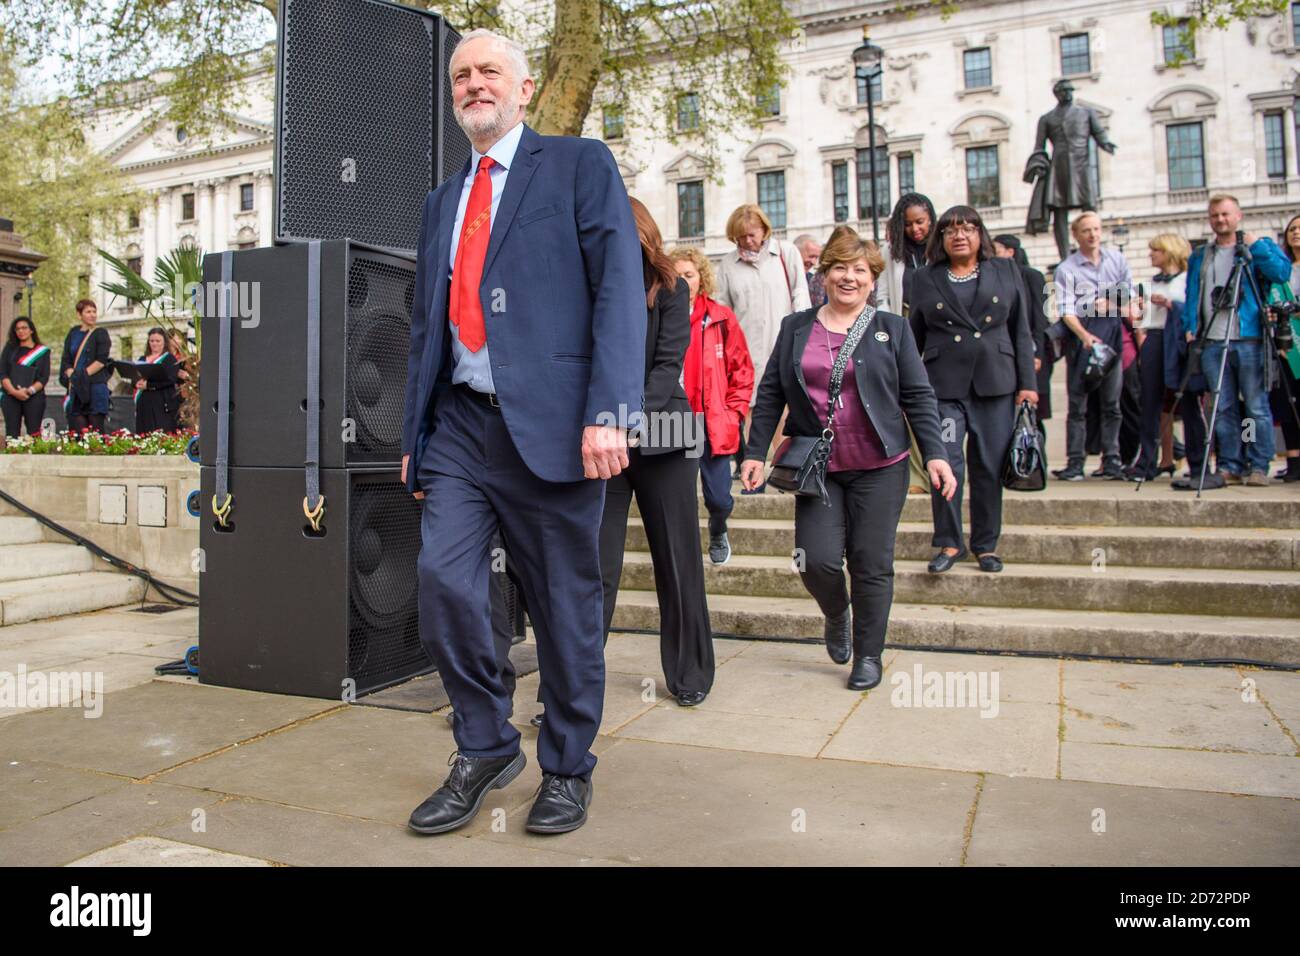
[926,205,996,265]
[75,298,97,314]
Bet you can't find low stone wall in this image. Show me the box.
[0,456,200,593]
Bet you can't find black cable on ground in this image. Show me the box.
[608,626,1300,672]
[0,485,198,607]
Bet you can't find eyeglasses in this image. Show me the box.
[942,224,979,238]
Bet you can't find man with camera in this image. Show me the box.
[1179,195,1292,489]
[1051,211,1132,481]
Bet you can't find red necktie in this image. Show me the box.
[449,156,496,353]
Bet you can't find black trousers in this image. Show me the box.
[2,393,44,438]
[795,458,909,659]
[932,393,1015,554]
[1271,359,1300,453]
[599,446,714,697]
[1135,331,1168,477]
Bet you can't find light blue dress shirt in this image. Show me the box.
[446,120,525,394]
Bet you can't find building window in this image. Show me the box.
[965,145,1000,207]
[181,192,195,221]
[756,83,781,117]
[1162,21,1195,63]
[855,146,890,220]
[963,48,992,89]
[855,70,882,105]
[832,161,849,223]
[677,180,704,238]
[1166,121,1205,190]
[898,153,915,196]
[676,93,700,132]
[1293,2,1300,44]
[757,171,787,231]
[127,256,143,276]
[1060,33,1091,76]
[1264,112,1287,179]
[240,183,255,211]
[127,209,140,229]
[602,106,624,140]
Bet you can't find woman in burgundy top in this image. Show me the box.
[741,231,955,691]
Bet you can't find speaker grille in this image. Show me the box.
[346,251,416,462]
[440,23,471,182]
[277,0,435,253]
[347,472,429,693]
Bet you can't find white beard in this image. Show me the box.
[454,90,520,141]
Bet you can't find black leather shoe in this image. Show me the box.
[823,610,852,665]
[927,548,967,573]
[976,553,1004,573]
[1052,464,1085,481]
[676,690,707,707]
[847,656,883,690]
[1172,472,1225,491]
[408,751,526,835]
[525,773,593,834]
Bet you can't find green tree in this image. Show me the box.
[0,37,141,337]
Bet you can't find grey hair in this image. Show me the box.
[792,234,819,250]
[450,29,532,84]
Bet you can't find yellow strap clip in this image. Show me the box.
[303,494,326,532]
[211,493,233,527]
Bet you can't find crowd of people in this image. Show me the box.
[0,298,189,441]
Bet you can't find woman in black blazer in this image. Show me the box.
[741,230,955,691]
[909,207,1038,574]
[0,317,51,438]
[994,234,1054,426]
[59,300,113,434]
[133,327,182,433]
[597,197,714,707]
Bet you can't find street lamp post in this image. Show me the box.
[853,27,885,242]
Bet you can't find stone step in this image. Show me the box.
[0,571,148,626]
[617,552,1300,619]
[0,516,45,547]
[610,589,1300,666]
[628,518,1300,571]
[667,485,1300,529]
[0,542,97,582]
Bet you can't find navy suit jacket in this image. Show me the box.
[401,123,646,489]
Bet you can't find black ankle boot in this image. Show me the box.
[847,656,883,690]
[823,611,851,665]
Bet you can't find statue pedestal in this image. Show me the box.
[0,218,48,345]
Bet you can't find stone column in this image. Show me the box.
[255,170,273,247]
[197,180,214,255]
[155,189,173,261]
[212,177,230,252]
[140,197,157,285]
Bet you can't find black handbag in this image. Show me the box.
[1002,399,1047,491]
[768,308,874,504]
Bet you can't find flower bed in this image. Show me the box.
[2,428,197,456]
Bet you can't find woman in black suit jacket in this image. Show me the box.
[910,207,1038,574]
[994,234,1054,425]
[597,198,714,707]
[0,317,52,438]
[741,230,955,691]
[133,327,182,433]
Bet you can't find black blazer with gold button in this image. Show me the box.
[744,307,947,465]
[907,257,1036,401]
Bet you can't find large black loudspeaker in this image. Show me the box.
[199,241,414,468]
[198,466,431,698]
[273,0,471,255]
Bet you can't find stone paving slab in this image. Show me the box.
[1060,740,1300,799]
[67,836,273,867]
[472,738,975,866]
[0,681,342,778]
[0,759,126,830]
[967,774,1300,866]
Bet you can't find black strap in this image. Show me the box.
[823,307,875,433]
[213,252,233,521]
[304,241,324,524]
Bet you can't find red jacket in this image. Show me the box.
[683,295,754,455]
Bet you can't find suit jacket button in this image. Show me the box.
[937,303,944,310]
[947,320,953,325]
[974,332,982,338]
[954,335,962,342]
[985,317,992,323]
[992,296,999,304]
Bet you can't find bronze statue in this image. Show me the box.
[1023,79,1117,262]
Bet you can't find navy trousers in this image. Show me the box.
[416,386,607,779]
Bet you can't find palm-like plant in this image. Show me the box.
[98,244,204,428]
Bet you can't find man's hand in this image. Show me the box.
[1015,389,1039,407]
[927,459,958,501]
[1079,331,1100,349]
[1034,357,1042,372]
[1186,331,1196,344]
[1150,293,1170,308]
[1242,232,1257,246]
[739,458,766,491]
[401,453,424,500]
[582,425,629,479]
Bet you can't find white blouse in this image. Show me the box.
[1141,271,1186,331]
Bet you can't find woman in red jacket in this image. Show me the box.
[670,246,755,565]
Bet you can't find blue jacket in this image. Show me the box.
[1183,237,1291,340]
[401,125,646,489]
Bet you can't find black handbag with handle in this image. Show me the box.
[1002,399,1047,491]
[768,307,874,504]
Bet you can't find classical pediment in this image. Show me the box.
[104,111,273,169]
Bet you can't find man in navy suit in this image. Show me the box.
[400,28,645,835]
